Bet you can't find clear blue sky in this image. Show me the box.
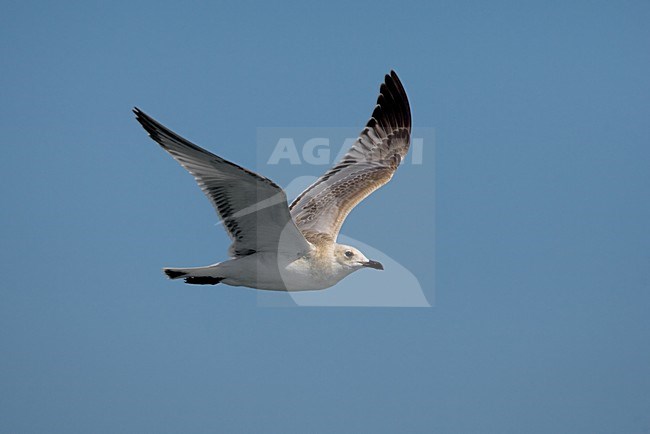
[1,0,649,432]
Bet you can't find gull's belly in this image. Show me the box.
[220,253,339,291]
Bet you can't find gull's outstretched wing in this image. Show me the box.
[289,71,411,241]
[134,108,312,257]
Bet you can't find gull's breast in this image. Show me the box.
[281,256,339,291]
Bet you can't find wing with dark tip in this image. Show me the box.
[134,108,312,257]
[289,71,412,240]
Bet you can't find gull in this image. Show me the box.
[134,71,411,291]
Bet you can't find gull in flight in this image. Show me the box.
[134,71,411,291]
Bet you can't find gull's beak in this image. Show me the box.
[363,260,384,270]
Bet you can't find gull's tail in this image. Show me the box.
[163,266,224,285]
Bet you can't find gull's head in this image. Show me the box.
[333,244,384,272]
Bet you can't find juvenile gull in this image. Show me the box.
[134,71,411,291]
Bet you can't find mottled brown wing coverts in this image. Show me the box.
[289,71,412,241]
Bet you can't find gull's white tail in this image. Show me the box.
[163,266,224,285]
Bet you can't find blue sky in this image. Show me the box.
[1,0,649,432]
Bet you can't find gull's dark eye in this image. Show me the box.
[345,250,354,258]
